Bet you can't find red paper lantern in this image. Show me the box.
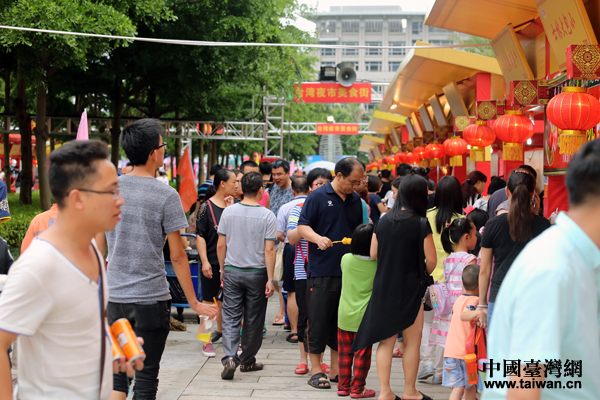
[385,155,396,164]
[405,152,418,165]
[493,110,534,161]
[394,152,406,164]
[426,142,446,167]
[414,145,429,167]
[443,136,468,166]
[547,86,600,155]
[462,120,496,161]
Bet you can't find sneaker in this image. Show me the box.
[417,364,435,380]
[237,345,243,356]
[221,357,237,380]
[431,375,442,385]
[202,342,216,357]
[210,330,222,343]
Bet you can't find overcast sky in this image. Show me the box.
[299,0,436,13]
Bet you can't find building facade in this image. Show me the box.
[312,6,472,88]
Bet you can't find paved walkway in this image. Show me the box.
[157,296,452,400]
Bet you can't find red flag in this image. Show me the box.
[177,147,197,212]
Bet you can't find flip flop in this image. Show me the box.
[337,389,350,396]
[295,363,309,374]
[330,375,338,383]
[272,314,285,325]
[350,389,376,398]
[400,393,432,400]
[321,363,330,374]
[308,372,330,389]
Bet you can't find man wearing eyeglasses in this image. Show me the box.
[97,119,217,400]
[297,157,366,389]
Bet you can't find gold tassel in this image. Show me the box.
[559,130,587,155]
[470,146,486,162]
[502,143,523,161]
[419,159,429,167]
[449,155,463,167]
[430,158,441,168]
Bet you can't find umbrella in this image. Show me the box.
[303,160,336,174]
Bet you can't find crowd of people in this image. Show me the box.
[0,118,598,400]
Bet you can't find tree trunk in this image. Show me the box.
[198,138,204,186]
[34,83,51,211]
[175,112,182,191]
[110,79,124,167]
[211,140,217,167]
[14,74,32,205]
[3,68,10,187]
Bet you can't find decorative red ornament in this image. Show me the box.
[493,110,534,161]
[462,120,496,161]
[394,152,406,164]
[405,152,418,165]
[443,136,468,166]
[426,142,446,167]
[547,86,600,155]
[414,145,429,167]
[385,155,396,164]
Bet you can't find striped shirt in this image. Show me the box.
[287,204,308,280]
[196,179,213,203]
[429,251,477,347]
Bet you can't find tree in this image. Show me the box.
[449,34,495,58]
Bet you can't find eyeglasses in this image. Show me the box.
[155,143,168,151]
[312,181,326,188]
[344,175,367,187]
[76,188,121,201]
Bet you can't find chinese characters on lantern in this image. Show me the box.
[316,123,360,135]
[298,83,372,103]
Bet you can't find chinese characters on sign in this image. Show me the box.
[491,24,535,95]
[316,123,360,135]
[298,83,372,103]
[484,359,583,379]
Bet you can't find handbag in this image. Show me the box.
[273,243,285,281]
[465,325,487,362]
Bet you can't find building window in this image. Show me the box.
[365,20,383,33]
[412,39,418,46]
[342,20,359,33]
[365,61,382,72]
[365,42,382,56]
[320,61,336,68]
[321,47,336,56]
[388,20,403,33]
[412,21,423,34]
[322,20,336,33]
[428,27,448,33]
[341,61,359,71]
[389,42,406,56]
[342,42,358,56]
[372,85,384,94]
[430,40,454,46]
[389,61,402,72]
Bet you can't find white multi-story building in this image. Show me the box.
[311,6,472,102]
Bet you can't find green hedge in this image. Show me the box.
[0,193,42,252]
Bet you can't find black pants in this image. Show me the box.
[108,300,171,400]
[295,279,308,345]
[282,244,296,292]
[306,276,342,354]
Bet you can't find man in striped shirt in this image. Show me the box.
[197,164,222,203]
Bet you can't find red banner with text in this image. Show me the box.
[297,83,372,103]
[316,123,360,135]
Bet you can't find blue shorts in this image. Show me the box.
[442,357,474,389]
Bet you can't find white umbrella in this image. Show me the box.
[303,161,336,174]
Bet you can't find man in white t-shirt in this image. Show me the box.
[0,141,141,399]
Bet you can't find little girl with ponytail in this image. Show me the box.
[428,218,479,355]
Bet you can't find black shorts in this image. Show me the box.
[306,276,342,354]
[282,243,296,292]
[200,263,221,302]
[295,279,308,343]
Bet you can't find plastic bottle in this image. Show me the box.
[465,353,478,385]
[197,315,215,342]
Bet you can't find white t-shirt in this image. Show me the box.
[0,239,112,399]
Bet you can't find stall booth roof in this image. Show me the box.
[378,41,503,120]
[424,0,539,39]
[367,110,407,134]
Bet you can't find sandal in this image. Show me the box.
[329,375,338,383]
[350,389,376,398]
[272,314,285,325]
[286,333,299,343]
[321,362,330,374]
[308,372,330,389]
[400,393,432,400]
[337,389,350,396]
[295,363,309,375]
[393,346,403,358]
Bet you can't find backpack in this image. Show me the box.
[428,254,472,317]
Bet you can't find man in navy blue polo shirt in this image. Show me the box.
[298,157,365,389]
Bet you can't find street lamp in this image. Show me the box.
[327,115,335,122]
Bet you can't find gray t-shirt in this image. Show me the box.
[217,203,277,269]
[106,175,188,303]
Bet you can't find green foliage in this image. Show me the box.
[450,34,495,58]
[0,192,41,251]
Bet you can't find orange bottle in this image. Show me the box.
[111,318,146,363]
[465,353,478,385]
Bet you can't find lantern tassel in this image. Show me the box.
[449,155,463,167]
[429,158,441,167]
[559,130,587,155]
[502,143,523,161]
[419,159,429,167]
[470,146,486,162]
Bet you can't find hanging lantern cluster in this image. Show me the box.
[493,110,534,161]
[426,142,446,167]
[462,121,496,161]
[405,152,418,165]
[443,136,468,166]
[395,152,406,164]
[385,155,396,165]
[414,145,429,167]
[547,86,600,155]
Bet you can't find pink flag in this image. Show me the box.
[76,110,88,141]
[289,160,295,176]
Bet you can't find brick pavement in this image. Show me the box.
[157,297,452,400]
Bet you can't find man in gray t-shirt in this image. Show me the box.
[98,119,217,400]
[217,171,276,380]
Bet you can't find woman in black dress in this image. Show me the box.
[352,175,437,400]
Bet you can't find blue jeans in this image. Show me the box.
[108,300,171,400]
[487,302,495,330]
